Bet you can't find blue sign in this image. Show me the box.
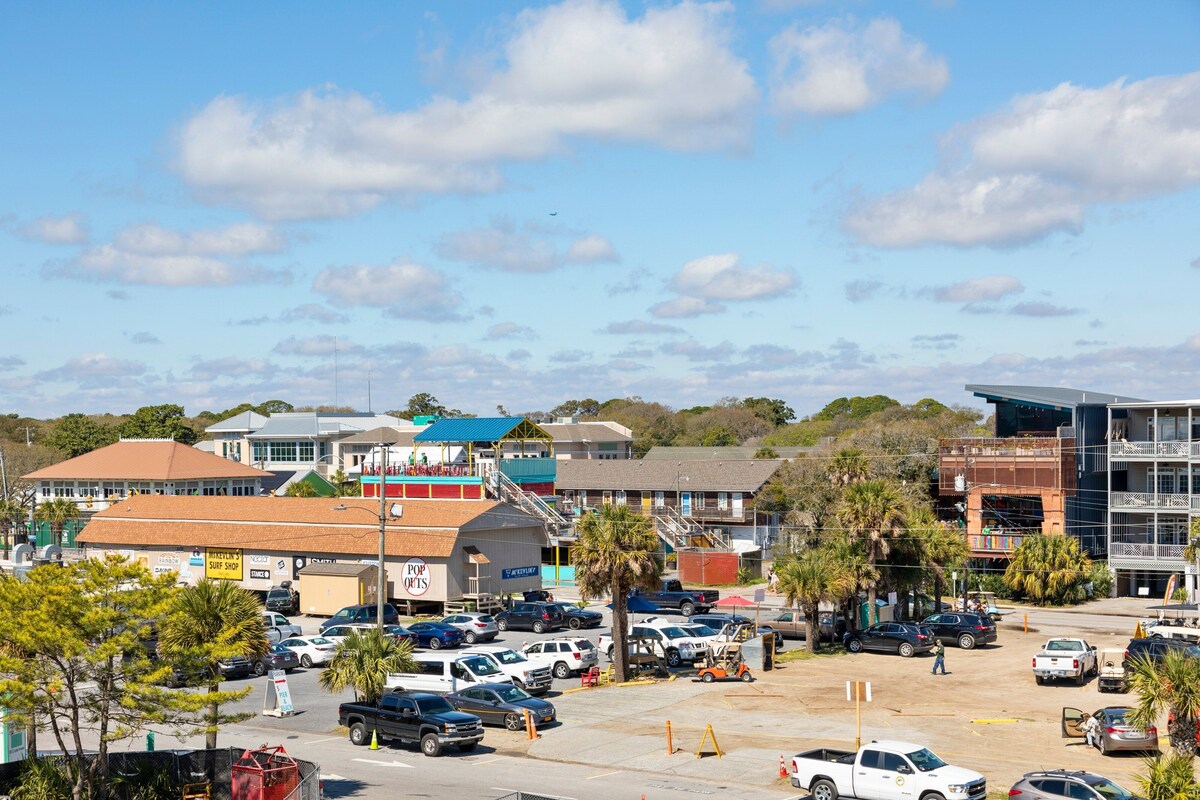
[502,565,539,580]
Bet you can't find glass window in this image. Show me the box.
[879,753,907,771]
[299,441,315,462]
[1065,784,1096,800]
[859,750,882,769]
[694,492,705,509]
[654,492,665,508]
[905,748,947,771]
[252,442,268,462]
[1090,779,1136,800]
[718,492,728,510]
[615,490,627,506]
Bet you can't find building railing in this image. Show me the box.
[1109,542,1186,561]
[1111,491,1192,510]
[1110,441,1191,458]
[968,533,1025,553]
[361,463,472,477]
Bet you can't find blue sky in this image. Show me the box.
[2,1,1199,419]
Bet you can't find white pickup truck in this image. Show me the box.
[791,741,986,800]
[1032,637,1098,685]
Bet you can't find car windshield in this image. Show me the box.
[1089,778,1136,800]
[269,644,288,654]
[906,748,947,771]
[661,627,690,639]
[493,684,530,702]
[1047,640,1081,651]
[416,697,454,715]
[310,637,331,645]
[477,616,495,623]
[463,656,501,675]
[495,650,526,664]
[686,625,717,637]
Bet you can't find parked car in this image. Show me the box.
[1123,636,1200,668]
[1009,769,1145,800]
[761,610,846,642]
[598,623,709,667]
[520,637,599,678]
[440,612,500,644]
[522,590,555,602]
[446,683,556,730]
[1062,706,1159,756]
[791,740,986,800]
[253,643,300,676]
[495,602,564,633]
[262,612,302,644]
[385,652,513,694]
[407,621,465,649]
[629,579,718,617]
[264,583,300,615]
[318,603,400,632]
[919,612,997,650]
[324,623,420,649]
[339,691,484,756]
[278,636,339,668]
[546,602,603,630]
[1033,637,1098,685]
[843,623,935,657]
[461,645,552,694]
[217,655,254,680]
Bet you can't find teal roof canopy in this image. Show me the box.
[414,417,551,443]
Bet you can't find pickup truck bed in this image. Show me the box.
[796,748,855,764]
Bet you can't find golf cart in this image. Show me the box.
[1097,648,1128,693]
[697,642,752,683]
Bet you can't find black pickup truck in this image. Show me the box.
[631,579,720,617]
[339,691,484,757]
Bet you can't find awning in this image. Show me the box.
[463,546,490,565]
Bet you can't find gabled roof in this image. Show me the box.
[555,459,782,492]
[541,422,633,443]
[337,426,421,446]
[414,417,551,443]
[644,445,817,460]
[247,412,405,439]
[205,411,269,433]
[967,384,1144,410]
[24,440,272,481]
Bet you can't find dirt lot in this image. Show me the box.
[525,604,1158,796]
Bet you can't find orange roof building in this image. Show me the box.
[24,438,273,512]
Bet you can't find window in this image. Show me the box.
[299,441,315,462]
[694,492,705,510]
[252,442,268,462]
[718,492,728,510]
[578,492,587,507]
[602,491,612,505]
[654,492,665,509]
[525,643,542,654]
[878,753,907,772]
[1065,785,1096,800]
[859,749,883,769]
[615,490,627,506]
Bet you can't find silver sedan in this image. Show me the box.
[441,612,500,644]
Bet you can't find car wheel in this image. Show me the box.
[429,637,442,650]
[254,661,267,677]
[300,655,313,668]
[505,713,524,731]
[701,672,715,683]
[569,618,582,630]
[681,602,696,617]
[1075,671,1086,686]
[458,742,477,752]
[740,671,753,682]
[958,634,976,650]
[420,733,442,757]
[898,643,915,658]
[349,723,368,746]
[497,619,509,631]
[607,646,615,661]
[811,778,838,800]
[666,649,682,668]
[532,621,546,634]
[553,662,571,679]
[1098,737,1107,755]
[1035,675,1045,686]
[464,632,477,644]
[847,639,863,653]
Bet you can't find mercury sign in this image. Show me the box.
[402,557,430,596]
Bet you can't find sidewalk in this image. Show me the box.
[1002,596,1158,619]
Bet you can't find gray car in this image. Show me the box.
[445,683,556,730]
[1009,769,1144,800]
[440,612,500,644]
[1062,706,1159,755]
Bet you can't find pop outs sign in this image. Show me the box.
[401,557,430,596]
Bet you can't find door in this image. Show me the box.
[732,492,743,518]
[681,492,692,516]
[855,749,910,800]
[642,492,652,512]
[1061,707,1085,738]
[389,695,420,740]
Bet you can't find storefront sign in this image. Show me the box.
[188,549,204,567]
[402,557,430,596]
[205,548,243,580]
[158,554,180,566]
[249,569,271,580]
[249,554,270,565]
[501,565,538,580]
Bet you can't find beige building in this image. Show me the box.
[77,495,546,613]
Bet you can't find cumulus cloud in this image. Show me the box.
[606,269,648,295]
[507,349,532,361]
[0,356,26,371]
[930,275,1023,303]
[435,220,618,273]
[660,339,736,362]
[176,0,756,219]
[565,234,619,263]
[1009,301,1079,317]
[486,322,536,341]
[17,213,89,244]
[234,304,350,326]
[598,320,683,335]
[770,17,948,116]
[312,261,466,321]
[36,353,146,382]
[51,221,289,286]
[846,72,1200,247]
[552,350,590,363]
[651,253,796,318]
[912,333,960,350]
[273,335,365,357]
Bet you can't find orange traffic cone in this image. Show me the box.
[779,754,788,778]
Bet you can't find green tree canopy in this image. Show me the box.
[319,628,417,705]
[43,413,117,457]
[777,545,854,653]
[741,397,795,427]
[117,404,198,444]
[1003,535,1091,605]
[549,398,601,418]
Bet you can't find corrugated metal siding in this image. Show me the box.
[455,526,544,597]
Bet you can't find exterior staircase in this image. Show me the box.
[488,468,573,540]
[653,505,731,551]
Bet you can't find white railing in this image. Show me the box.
[1110,542,1186,561]
[1110,441,1191,458]
[1111,491,1191,510]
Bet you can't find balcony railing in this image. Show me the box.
[969,533,1025,554]
[1109,542,1186,561]
[1110,441,1191,459]
[1111,491,1192,510]
[362,464,472,477]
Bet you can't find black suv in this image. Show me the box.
[495,602,564,633]
[319,603,400,632]
[1123,636,1200,667]
[265,583,300,614]
[919,612,997,649]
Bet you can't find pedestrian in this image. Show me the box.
[1081,713,1101,748]
[931,640,947,675]
[767,568,777,591]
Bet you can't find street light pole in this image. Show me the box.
[377,444,388,632]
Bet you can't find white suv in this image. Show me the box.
[520,637,599,678]
[599,623,710,667]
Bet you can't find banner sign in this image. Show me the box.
[205,548,243,580]
[501,565,538,580]
[249,569,271,580]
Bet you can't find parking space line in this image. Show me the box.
[585,770,622,780]
[303,737,341,745]
[472,758,502,766]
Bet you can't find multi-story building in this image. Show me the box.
[939,385,1141,565]
[1107,399,1200,598]
[205,411,406,474]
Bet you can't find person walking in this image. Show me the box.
[931,640,947,675]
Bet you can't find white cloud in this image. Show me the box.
[649,296,724,318]
[565,234,619,263]
[486,322,536,340]
[660,339,735,362]
[770,17,948,116]
[846,72,1200,247]
[651,253,796,317]
[273,336,365,357]
[436,220,618,272]
[312,261,465,321]
[53,221,289,287]
[190,357,278,381]
[17,213,89,244]
[1009,301,1079,317]
[36,353,146,382]
[129,331,161,345]
[176,0,756,219]
[598,320,683,335]
[931,275,1023,303]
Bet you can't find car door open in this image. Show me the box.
[1061,706,1084,738]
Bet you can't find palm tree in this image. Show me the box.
[319,629,417,708]
[570,504,662,682]
[837,479,907,626]
[34,497,81,547]
[777,546,854,653]
[157,579,268,749]
[827,535,878,632]
[1137,752,1200,800]
[0,498,24,557]
[285,481,319,497]
[828,448,869,487]
[1003,534,1091,605]
[1127,648,1200,757]
[910,507,968,614]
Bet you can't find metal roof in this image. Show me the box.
[247,412,404,439]
[644,445,817,460]
[205,410,268,433]
[414,417,550,443]
[966,384,1144,410]
[555,459,782,492]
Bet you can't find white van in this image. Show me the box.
[462,646,553,694]
[385,652,513,694]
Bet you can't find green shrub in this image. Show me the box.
[976,573,1013,600]
[11,758,72,800]
[736,565,754,584]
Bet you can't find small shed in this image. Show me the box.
[298,563,378,616]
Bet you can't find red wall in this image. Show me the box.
[678,550,739,585]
